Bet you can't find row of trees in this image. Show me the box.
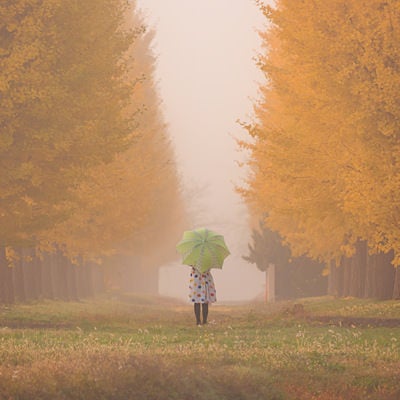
[327,241,399,300]
[0,248,105,304]
[241,0,400,299]
[0,1,185,303]
[243,222,327,300]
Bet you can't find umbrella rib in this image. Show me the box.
[197,241,207,271]
[208,244,219,269]
[192,228,208,241]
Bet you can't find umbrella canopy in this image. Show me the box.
[176,228,230,273]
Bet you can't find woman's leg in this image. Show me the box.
[194,303,201,325]
[202,303,209,324]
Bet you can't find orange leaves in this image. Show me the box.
[0,0,185,263]
[36,3,186,263]
[242,0,400,264]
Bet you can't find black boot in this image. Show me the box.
[194,303,201,325]
[202,303,209,324]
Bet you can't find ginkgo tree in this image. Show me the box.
[0,0,135,248]
[41,4,185,268]
[242,0,400,298]
[0,1,186,302]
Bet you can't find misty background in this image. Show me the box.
[136,0,267,301]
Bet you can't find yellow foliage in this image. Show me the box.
[242,0,400,264]
[38,3,186,263]
[0,0,144,247]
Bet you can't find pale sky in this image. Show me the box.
[136,0,267,301]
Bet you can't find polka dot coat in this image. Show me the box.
[189,267,217,303]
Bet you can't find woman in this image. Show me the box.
[189,266,217,326]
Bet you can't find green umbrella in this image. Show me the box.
[176,227,230,273]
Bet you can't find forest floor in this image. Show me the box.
[0,294,399,399]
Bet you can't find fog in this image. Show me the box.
[136,0,267,302]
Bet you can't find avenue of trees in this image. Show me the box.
[241,0,400,299]
[0,1,185,303]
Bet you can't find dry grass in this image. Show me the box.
[0,294,399,399]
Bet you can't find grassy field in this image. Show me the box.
[0,294,399,400]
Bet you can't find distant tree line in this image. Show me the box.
[245,223,398,300]
[241,0,400,299]
[0,1,185,303]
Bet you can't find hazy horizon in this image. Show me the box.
[136,0,268,301]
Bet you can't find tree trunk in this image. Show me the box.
[85,262,95,297]
[0,247,15,304]
[66,261,78,301]
[75,262,86,298]
[92,264,105,295]
[76,260,94,299]
[53,250,68,300]
[342,256,352,297]
[337,259,345,297]
[21,248,32,300]
[327,261,334,296]
[23,248,41,300]
[13,249,26,302]
[330,249,396,300]
[364,252,375,298]
[34,253,43,299]
[349,240,367,297]
[41,252,55,299]
[375,251,395,300]
[329,258,345,297]
[393,267,400,300]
